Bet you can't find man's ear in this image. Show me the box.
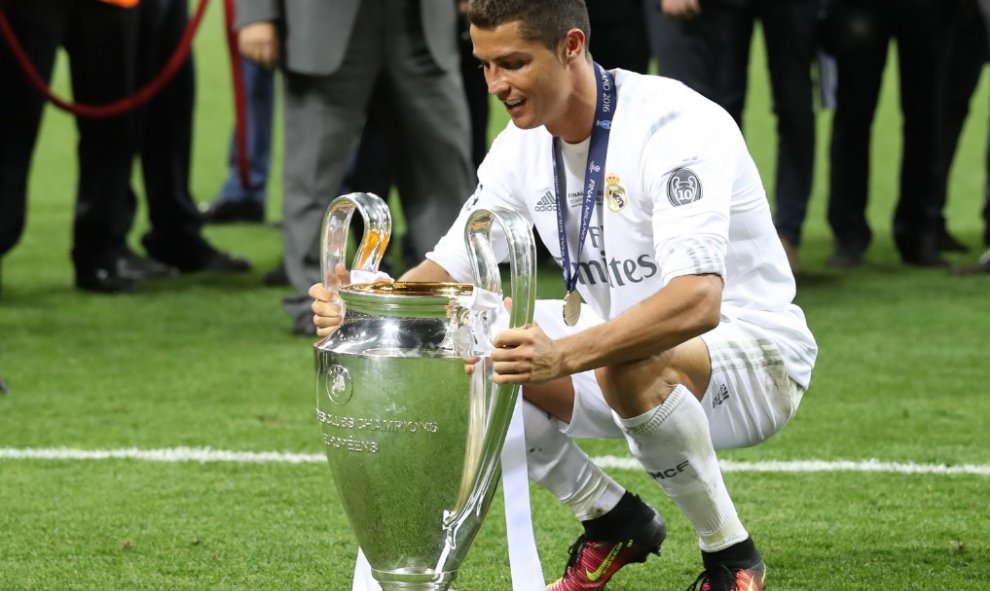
[559,28,586,63]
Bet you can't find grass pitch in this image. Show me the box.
[2,6,990,590]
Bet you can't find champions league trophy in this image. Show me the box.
[314,192,536,590]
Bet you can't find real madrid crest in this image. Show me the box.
[605,173,627,213]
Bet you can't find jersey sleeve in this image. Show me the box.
[642,107,740,286]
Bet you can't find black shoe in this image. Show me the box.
[826,244,864,268]
[145,238,251,274]
[901,247,948,268]
[937,227,969,253]
[200,197,264,224]
[75,264,137,294]
[116,248,178,281]
[263,263,289,287]
[687,537,766,591]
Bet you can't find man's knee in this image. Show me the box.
[522,377,576,424]
[595,338,712,417]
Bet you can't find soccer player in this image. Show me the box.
[310,1,817,589]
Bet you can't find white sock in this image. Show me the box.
[616,385,748,552]
[523,400,625,521]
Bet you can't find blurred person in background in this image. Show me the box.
[235,0,475,335]
[948,0,990,274]
[0,0,139,293]
[588,0,650,73]
[200,57,274,225]
[821,0,960,268]
[126,0,251,276]
[644,0,821,275]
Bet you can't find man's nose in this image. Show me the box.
[485,67,508,97]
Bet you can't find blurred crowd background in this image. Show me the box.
[1,0,989,337]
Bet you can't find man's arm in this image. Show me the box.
[491,274,723,384]
[398,259,456,283]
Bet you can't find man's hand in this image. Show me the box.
[491,323,567,385]
[308,263,350,338]
[239,22,280,70]
[662,0,702,20]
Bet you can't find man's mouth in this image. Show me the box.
[504,97,526,114]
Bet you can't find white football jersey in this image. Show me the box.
[427,69,817,388]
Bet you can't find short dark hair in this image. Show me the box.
[467,0,591,53]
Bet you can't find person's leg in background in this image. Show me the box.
[382,0,474,269]
[201,57,274,224]
[587,0,650,73]
[644,0,719,99]
[135,0,250,274]
[0,0,69,293]
[760,0,819,274]
[458,3,490,170]
[67,0,142,292]
[825,0,889,266]
[889,0,958,267]
[980,0,990,247]
[708,3,756,128]
[951,0,990,274]
[933,0,985,254]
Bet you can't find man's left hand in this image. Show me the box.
[491,323,566,385]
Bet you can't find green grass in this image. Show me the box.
[2,6,990,590]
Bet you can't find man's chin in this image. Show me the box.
[509,114,539,130]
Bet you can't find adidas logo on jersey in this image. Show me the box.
[712,384,730,408]
[535,191,557,212]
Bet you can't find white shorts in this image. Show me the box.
[531,300,805,450]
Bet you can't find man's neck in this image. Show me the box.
[547,59,598,144]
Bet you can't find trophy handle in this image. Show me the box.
[445,206,536,541]
[320,192,392,288]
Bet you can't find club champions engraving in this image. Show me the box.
[316,409,439,434]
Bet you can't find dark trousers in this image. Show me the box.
[130,0,207,257]
[826,0,957,256]
[645,0,819,245]
[0,0,137,268]
[588,0,651,73]
[936,1,990,241]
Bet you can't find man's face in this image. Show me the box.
[471,21,568,131]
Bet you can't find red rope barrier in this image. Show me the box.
[0,0,253,189]
[0,0,211,118]
[223,0,252,190]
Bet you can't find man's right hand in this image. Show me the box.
[309,263,350,338]
[239,22,280,70]
[661,0,702,20]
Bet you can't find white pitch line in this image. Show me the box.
[1,447,989,476]
[593,455,990,476]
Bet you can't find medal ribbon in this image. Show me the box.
[552,63,615,297]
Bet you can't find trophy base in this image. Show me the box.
[373,568,457,591]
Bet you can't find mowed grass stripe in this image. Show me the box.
[2,447,989,476]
